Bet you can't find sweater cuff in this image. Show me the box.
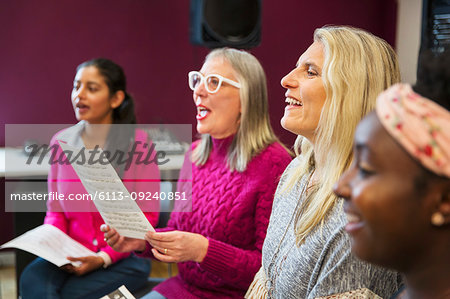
[199,238,236,275]
[97,251,112,268]
[101,246,130,264]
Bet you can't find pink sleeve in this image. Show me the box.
[44,136,68,233]
[116,130,162,262]
[135,142,194,258]
[101,246,131,264]
[132,130,160,227]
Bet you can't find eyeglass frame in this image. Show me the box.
[188,71,241,94]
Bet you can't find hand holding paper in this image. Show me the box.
[61,255,105,276]
[101,224,147,253]
[0,224,97,267]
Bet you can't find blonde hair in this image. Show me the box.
[285,26,401,245]
[193,48,287,172]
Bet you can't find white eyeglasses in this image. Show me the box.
[188,71,241,94]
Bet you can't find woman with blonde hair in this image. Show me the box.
[103,48,292,298]
[246,26,403,298]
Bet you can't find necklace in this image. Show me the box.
[265,168,316,298]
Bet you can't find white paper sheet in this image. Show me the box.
[0,224,97,267]
[58,141,154,239]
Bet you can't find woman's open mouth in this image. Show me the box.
[196,105,210,120]
[285,97,303,109]
[76,103,89,113]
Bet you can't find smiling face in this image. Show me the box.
[192,57,241,139]
[280,41,326,143]
[71,66,121,124]
[333,112,438,270]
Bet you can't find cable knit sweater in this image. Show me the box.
[138,136,292,298]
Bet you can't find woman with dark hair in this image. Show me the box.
[334,84,450,299]
[334,50,450,299]
[76,58,137,124]
[19,58,160,299]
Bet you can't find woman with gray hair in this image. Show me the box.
[246,26,404,298]
[103,48,292,298]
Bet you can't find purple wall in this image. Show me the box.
[0,0,397,243]
[0,0,397,146]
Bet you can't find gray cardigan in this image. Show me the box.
[262,158,403,298]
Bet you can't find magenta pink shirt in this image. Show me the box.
[45,128,160,263]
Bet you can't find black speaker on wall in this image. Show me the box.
[190,0,262,49]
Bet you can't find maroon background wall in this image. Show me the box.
[0,0,397,243]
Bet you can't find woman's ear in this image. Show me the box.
[110,90,125,109]
[431,185,450,226]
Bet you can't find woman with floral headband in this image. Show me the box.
[334,81,450,299]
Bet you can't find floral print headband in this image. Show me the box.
[376,83,450,178]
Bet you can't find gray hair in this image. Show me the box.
[193,48,285,172]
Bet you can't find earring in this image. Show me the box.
[431,212,445,226]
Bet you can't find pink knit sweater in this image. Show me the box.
[139,136,292,298]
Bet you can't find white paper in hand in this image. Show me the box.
[58,141,155,239]
[0,224,97,267]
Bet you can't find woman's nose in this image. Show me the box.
[73,86,86,100]
[281,69,298,89]
[333,170,353,201]
[193,80,208,97]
